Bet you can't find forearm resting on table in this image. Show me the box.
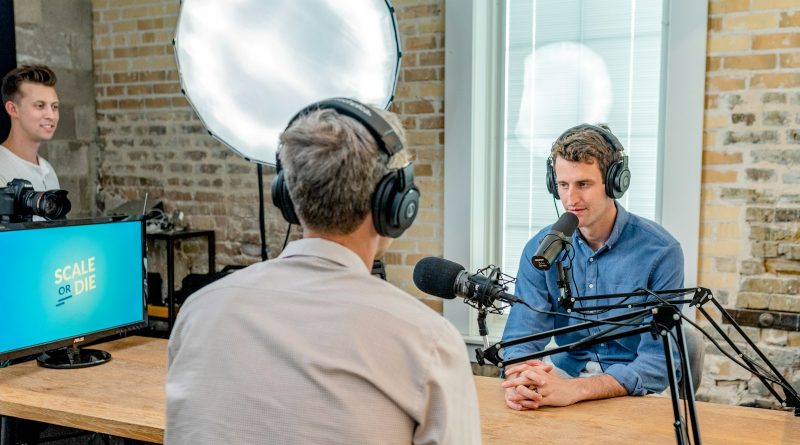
[503,361,629,409]
[571,374,628,402]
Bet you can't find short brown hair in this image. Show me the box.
[1,65,58,104]
[550,124,620,178]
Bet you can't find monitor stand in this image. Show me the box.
[36,346,111,369]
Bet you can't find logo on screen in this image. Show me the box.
[53,256,97,306]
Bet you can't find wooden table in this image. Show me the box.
[0,336,798,444]
[0,336,165,443]
[475,375,800,444]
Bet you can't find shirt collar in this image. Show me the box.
[604,201,629,250]
[278,237,369,273]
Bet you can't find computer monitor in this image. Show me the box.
[0,217,148,369]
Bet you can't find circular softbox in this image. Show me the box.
[174,0,401,165]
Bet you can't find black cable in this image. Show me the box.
[639,287,798,397]
[256,164,268,261]
[282,223,292,250]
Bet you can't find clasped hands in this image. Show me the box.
[502,359,580,410]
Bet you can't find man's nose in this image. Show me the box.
[565,186,580,204]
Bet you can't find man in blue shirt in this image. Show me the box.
[501,124,684,410]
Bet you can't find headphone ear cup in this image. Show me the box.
[605,156,631,199]
[372,168,420,238]
[372,174,395,237]
[546,158,559,199]
[271,171,301,225]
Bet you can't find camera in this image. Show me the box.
[0,178,72,223]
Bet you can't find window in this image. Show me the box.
[443,0,707,345]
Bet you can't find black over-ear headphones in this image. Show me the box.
[271,98,420,238]
[545,123,631,200]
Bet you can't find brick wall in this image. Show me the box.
[90,0,446,307]
[699,0,800,407]
[385,0,446,310]
[12,0,97,217]
[83,0,800,407]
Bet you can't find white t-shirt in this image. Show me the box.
[0,144,60,190]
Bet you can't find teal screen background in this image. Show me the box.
[0,220,145,355]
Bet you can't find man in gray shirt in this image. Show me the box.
[166,98,481,444]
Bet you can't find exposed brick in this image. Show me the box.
[741,277,800,294]
[722,93,744,109]
[746,168,776,182]
[762,110,789,125]
[780,11,800,27]
[709,17,722,33]
[724,54,777,70]
[401,4,441,19]
[419,116,444,129]
[723,130,779,145]
[766,259,800,275]
[751,148,800,164]
[753,33,800,50]
[707,56,722,72]
[709,0,750,14]
[737,292,771,309]
[789,130,800,144]
[775,208,800,222]
[784,171,800,184]
[703,169,738,183]
[741,259,767,275]
[769,294,800,312]
[780,53,800,68]
[404,100,435,114]
[708,34,750,53]
[751,72,800,88]
[723,12,781,29]
[405,68,438,82]
[706,75,746,92]
[731,113,755,125]
[720,187,775,203]
[745,207,775,222]
[404,36,437,51]
[762,92,786,103]
[705,94,719,109]
[703,151,743,164]
[419,51,444,66]
[750,225,799,241]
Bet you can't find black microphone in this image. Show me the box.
[531,212,579,270]
[412,257,520,305]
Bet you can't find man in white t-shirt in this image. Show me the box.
[1,64,60,190]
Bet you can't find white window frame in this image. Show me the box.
[443,0,708,346]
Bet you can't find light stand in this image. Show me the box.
[477,286,800,445]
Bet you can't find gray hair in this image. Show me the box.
[278,107,409,235]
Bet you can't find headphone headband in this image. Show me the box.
[272,98,419,238]
[286,98,403,157]
[554,123,625,156]
[546,123,631,200]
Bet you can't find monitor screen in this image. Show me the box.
[0,218,147,364]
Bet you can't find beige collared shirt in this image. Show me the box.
[166,238,481,445]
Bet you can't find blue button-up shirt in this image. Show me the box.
[501,203,684,395]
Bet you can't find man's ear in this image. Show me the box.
[4,100,17,119]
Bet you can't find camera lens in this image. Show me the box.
[22,190,71,220]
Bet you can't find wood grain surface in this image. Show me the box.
[2,337,798,444]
